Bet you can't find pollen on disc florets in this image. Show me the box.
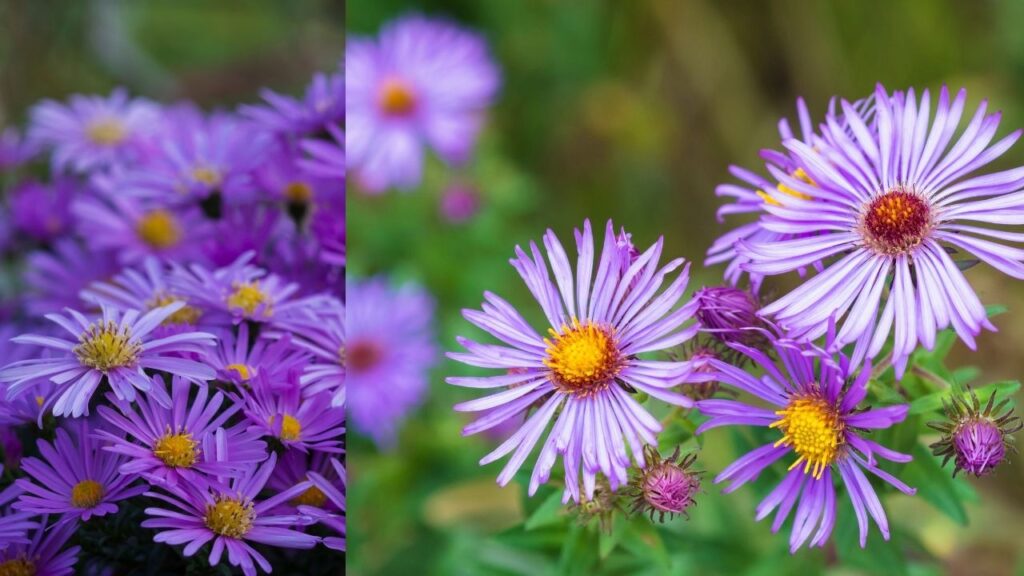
[543,319,624,396]
[860,187,932,255]
[153,430,200,468]
[86,118,126,146]
[73,321,141,371]
[71,479,105,508]
[136,209,182,249]
[378,77,417,116]
[226,282,272,316]
[204,497,256,538]
[0,557,36,576]
[770,392,845,478]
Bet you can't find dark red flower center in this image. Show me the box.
[861,188,931,255]
[347,339,382,373]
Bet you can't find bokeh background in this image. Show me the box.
[348,1,1024,575]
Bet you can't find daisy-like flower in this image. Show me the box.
[82,257,205,331]
[142,453,319,576]
[696,324,915,551]
[97,375,268,488]
[243,70,345,136]
[0,303,216,417]
[242,375,345,454]
[171,253,301,325]
[733,85,1024,376]
[295,458,346,551]
[347,277,435,446]
[72,194,207,265]
[693,285,765,346]
[24,239,119,316]
[347,14,500,192]
[929,388,1022,477]
[206,323,308,387]
[7,178,76,242]
[273,297,344,406]
[28,88,156,172]
[0,517,80,575]
[448,219,705,502]
[0,505,36,550]
[15,420,147,525]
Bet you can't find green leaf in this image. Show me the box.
[598,515,627,558]
[834,504,909,576]
[524,490,566,531]
[556,523,597,576]
[901,443,968,526]
[985,303,1008,317]
[907,380,1019,416]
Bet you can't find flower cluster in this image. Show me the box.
[0,56,343,574]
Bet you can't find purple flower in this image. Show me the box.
[206,322,309,388]
[448,219,705,502]
[693,285,764,345]
[141,453,319,576]
[439,184,480,223]
[15,421,147,525]
[627,445,700,523]
[731,85,1024,376]
[0,508,36,550]
[295,457,346,551]
[348,277,435,447]
[242,374,345,454]
[300,123,345,183]
[929,388,1022,477]
[0,303,216,418]
[0,126,41,169]
[272,297,344,407]
[82,258,205,331]
[171,253,301,325]
[72,195,208,265]
[0,517,80,575]
[28,88,157,173]
[7,178,76,242]
[243,70,345,136]
[697,325,915,551]
[24,240,120,317]
[309,198,346,267]
[347,15,500,192]
[97,375,268,488]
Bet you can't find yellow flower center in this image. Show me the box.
[73,321,140,371]
[289,483,327,507]
[378,77,417,116]
[0,558,36,576]
[770,394,844,478]
[71,479,105,508]
[86,118,126,146]
[543,320,623,395]
[204,497,255,538]
[226,282,272,316]
[226,363,253,381]
[136,210,182,249]
[191,165,222,187]
[147,293,202,325]
[153,431,200,468]
[284,181,313,203]
[757,167,815,206]
[269,413,302,441]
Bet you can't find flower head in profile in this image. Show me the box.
[697,324,914,552]
[347,277,435,446]
[171,253,301,325]
[15,420,147,525]
[728,85,1024,376]
[347,14,500,192]
[693,285,765,346]
[272,298,345,407]
[300,123,345,184]
[142,453,319,576]
[0,517,80,575]
[82,257,205,333]
[449,219,706,502]
[28,88,156,172]
[241,374,345,453]
[243,70,345,136]
[97,375,268,488]
[0,303,216,417]
[929,388,1022,477]
[24,239,120,317]
[627,445,701,523]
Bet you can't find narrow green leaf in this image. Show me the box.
[908,380,1019,416]
[901,444,968,526]
[524,490,565,531]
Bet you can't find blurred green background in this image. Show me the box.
[347,1,1024,575]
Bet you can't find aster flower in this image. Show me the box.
[448,219,706,502]
[28,88,156,172]
[294,457,346,551]
[697,325,915,551]
[82,257,205,331]
[733,85,1024,376]
[0,303,216,417]
[348,277,435,446]
[309,198,346,267]
[347,15,500,192]
[15,421,147,525]
[242,374,345,453]
[243,70,345,136]
[72,194,207,265]
[24,239,120,316]
[142,453,319,576]
[0,508,36,550]
[0,126,41,169]
[206,322,309,388]
[928,388,1022,477]
[299,123,345,184]
[7,178,76,242]
[626,445,701,522]
[693,285,765,346]
[203,204,281,268]
[97,375,268,488]
[0,517,80,575]
[272,297,344,406]
[171,253,301,325]
[439,183,480,224]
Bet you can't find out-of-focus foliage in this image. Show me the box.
[347,1,1024,575]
